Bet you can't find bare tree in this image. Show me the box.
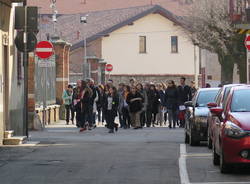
[185,0,246,83]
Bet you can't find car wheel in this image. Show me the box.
[207,132,212,149]
[213,145,220,166]
[185,132,189,144]
[220,152,231,174]
[189,131,199,146]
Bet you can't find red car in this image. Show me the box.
[207,84,245,149]
[210,85,250,173]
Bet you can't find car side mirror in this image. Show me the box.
[207,102,217,108]
[210,107,223,117]
[184,101,193,107]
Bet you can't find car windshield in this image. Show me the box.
[231,89,250,112]
[196,90,219,107]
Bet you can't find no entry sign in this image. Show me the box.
[245,35,250,51]
[106,64,113,72]
[35,41,54,59]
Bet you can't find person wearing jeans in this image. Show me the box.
[62,85,74,125]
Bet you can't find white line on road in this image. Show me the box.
[179,144,190,184]
[193,182,250,184]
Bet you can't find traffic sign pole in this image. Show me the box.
[35,41,54,125]
[23,5,29,138]
[105,64,113,81]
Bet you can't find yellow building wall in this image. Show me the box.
[102,13,199,76]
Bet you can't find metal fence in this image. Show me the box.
[35,56,56,108]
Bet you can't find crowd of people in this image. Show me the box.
[62,77,196,133]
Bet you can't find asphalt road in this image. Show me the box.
[184,143,250,184]
[2,123,250,184]
[0,124,183,184]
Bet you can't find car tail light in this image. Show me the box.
[224,122,248,139]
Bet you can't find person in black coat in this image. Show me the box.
[80,80,93,132]
[150,85,160,127]
[127,86,144,129]
[177,77,192,128]
[73,80,83,128]
[165,80,178,128]
[103,87,119,133]
[145,83,153,127]
[97,84,105,124]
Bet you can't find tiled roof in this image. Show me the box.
[28,0,190,16]
[38,5,183,51]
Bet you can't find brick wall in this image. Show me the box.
[53,40,71,105]
[69,38,102,81]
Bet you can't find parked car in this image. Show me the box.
[210,85,250,173]
[184,88,220,146]
[207,84,245,149]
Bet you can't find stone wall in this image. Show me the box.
[109,74,195,87]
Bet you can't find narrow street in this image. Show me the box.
[0,123,183,184]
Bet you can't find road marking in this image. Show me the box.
[185,153,212,157]
[47,130,77,133]
[179,144,250,184]
[193,182,250,184]
[179,144,190,184]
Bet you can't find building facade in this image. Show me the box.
[0,0,26,145]
[101,13,199,84]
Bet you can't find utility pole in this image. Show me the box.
[80,15,89,79]
[23,3,29,137]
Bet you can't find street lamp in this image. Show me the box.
[80,15,89,79]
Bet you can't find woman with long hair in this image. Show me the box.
[79,80,93,132]
[97,84,105,124]
[150,84,160,127]
[121,85,131,129]
[103,86,119,133]
[156,83,165,126]
[127,86,144,129]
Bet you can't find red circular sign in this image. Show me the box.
[35,41,54,59]
[106,64,113,72]
[245,36,250,51]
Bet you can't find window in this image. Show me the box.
[231,89,250,112]
[171,36,178,53]
[196,90,220,107]
[139,36,146,53]
[207,75,213,80]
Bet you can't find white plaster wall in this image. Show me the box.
[102,13,198,75]
[7,3,24,135]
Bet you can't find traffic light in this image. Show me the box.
[15,6,38,31]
